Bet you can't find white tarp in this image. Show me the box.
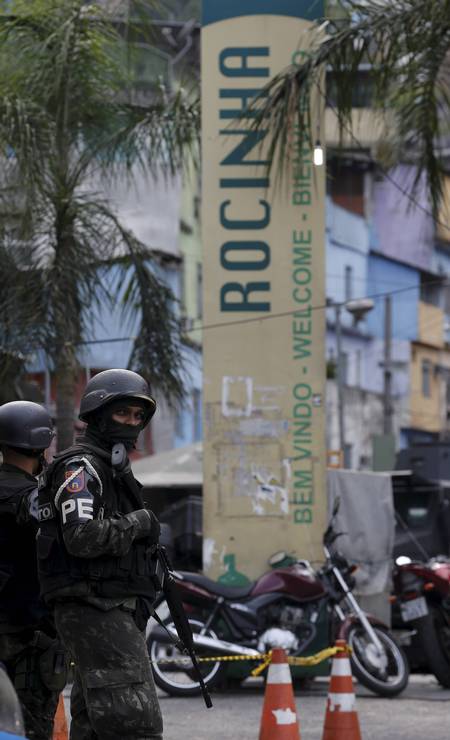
[327,469,395,596]
[131,443,202,488]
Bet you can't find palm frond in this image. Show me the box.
[249,0,450,212]
[0,0,197,412]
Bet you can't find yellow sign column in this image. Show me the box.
[202,1,326,582]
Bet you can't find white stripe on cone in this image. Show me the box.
[272,708,297,725]
[267,663,292,684]
[331,658,352,677]
[327,692,356,712]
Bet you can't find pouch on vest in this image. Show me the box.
[39,639,68,692]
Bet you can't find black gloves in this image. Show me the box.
[125,508,160,543]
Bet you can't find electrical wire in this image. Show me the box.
[71,274,450,347]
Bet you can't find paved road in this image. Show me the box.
[63,674,450,739]
[159,675,449,740]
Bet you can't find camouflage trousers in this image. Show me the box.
[54,602,163,740]
[0,630,61,740]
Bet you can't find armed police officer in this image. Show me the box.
[0,401,63,740]
[37,369,163,740]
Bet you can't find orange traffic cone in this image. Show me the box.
[259,648,301,740]
[322,639,361,740]
[53,693,68,740]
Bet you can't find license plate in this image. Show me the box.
[400,596,428,622]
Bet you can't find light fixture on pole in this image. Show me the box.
[345,298,374,325]
[313,140,324,166]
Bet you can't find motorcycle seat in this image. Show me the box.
[178,572,254,598]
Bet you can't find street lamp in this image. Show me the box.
[332,297,374,468]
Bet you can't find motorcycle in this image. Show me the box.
[147,499,409,698]
[392,555,450,687]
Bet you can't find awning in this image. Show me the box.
[131,442,203,488]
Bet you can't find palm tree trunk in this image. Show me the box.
[55,344,77,451]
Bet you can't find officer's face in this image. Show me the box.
[111,404,146,426]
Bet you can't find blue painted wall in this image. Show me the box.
[326,199,370,330]
[366,255,419,341]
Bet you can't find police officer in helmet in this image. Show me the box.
[37,369,162,740]
[0,400,63,740]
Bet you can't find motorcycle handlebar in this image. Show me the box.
[323,529,347,547]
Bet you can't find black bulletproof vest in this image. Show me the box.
[37,443,156,603]
[0,466,45,629]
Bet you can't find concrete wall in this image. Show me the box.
[326,379,409,469]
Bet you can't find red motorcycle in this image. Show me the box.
[392,556,450,687]
[147,501,408,698]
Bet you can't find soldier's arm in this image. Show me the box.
[16,487,39,530]
[56,463,158,559]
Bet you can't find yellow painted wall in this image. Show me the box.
[410,344,441,432]
[418,302,444,347]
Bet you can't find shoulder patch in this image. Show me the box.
[65,469,85,493]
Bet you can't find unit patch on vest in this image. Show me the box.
[65,469,85,493]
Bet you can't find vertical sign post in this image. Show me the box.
[202,0,326,582]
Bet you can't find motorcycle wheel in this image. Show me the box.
[346,624,409,697]
[147,617,226,697]
[415,609,450,688]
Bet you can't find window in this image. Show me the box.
[420,275,442,307]
[422,360,431,398]
[326,70,374,110]
[344,265,353,301]
[327,160,365,216]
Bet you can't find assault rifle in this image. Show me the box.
[151,545,213,708]
[111,443,213,709]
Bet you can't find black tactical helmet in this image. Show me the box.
[79,369,156,425]
[0,401,54,451]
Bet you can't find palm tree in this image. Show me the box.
[250,0,450,214]
[0,0,200,448]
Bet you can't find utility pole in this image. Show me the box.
[335,304,346,464]
[383,295,393,434]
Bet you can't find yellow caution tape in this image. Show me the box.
[150,644,350,677]
[251,652,272,677]
[287,645,350,667]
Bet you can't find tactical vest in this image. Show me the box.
[0,466,44,629]
[37,444,156,603]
